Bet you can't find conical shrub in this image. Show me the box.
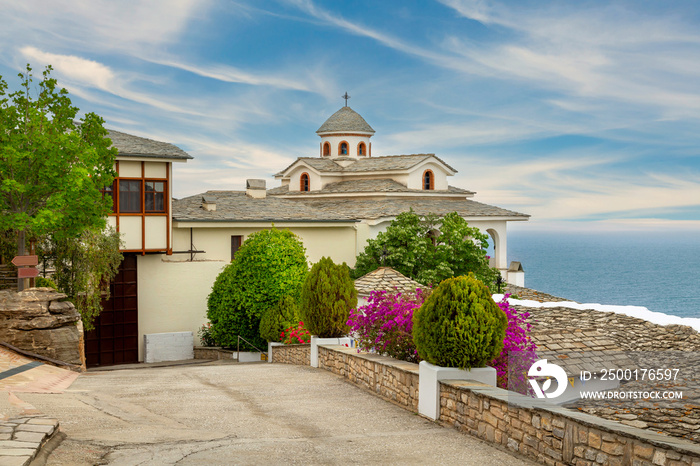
[301,257,357,338]
[412,273,507,370]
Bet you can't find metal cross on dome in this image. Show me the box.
[342,92,350,106]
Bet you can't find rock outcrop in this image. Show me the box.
[0,288,84,367]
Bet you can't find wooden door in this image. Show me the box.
[86,254,139,367]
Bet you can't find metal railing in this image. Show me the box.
[236,335,268,362]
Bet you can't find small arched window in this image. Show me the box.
[323,142,331,156]
[300,173,310,192]
[423,170,434,190]
[358,142,366,156]
[339,141,348,155]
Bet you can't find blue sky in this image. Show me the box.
[1,0,699,232]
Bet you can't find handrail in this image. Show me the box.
[236,335,267,362]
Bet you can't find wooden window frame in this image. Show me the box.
[422,169,435,190]
[144,180,167,213]
[118,179,143,213]
[300,172,310,192]
[338,141,349,156]
[357,142,366,156]
[323,142,331,156]
[231,235,243,261]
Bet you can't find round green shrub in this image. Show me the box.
[207,228,308,350]
[35,276,58,290]
[412,273,507,370]
[300,257,357,338]
[259,295,300,343]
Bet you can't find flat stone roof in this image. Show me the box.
[267,178,474,196]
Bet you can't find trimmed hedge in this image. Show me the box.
[412,273,506,370]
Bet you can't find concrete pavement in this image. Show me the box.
[16,360,535,465]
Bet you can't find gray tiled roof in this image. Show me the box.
[173,192,528,222]
[267,178,474,196]
[276,154,456,177]
[107,129,192,160]
[296,198,529,220]
[173,191,356,222]
[317,107,375,134]
[354,267,423,296]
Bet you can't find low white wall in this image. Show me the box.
[144,331,194,363]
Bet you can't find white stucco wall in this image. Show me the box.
[172,224,359,266]
[137,255,226,361]
[406,161,449,190]
[118,161,141,177]
[319,134,372,157]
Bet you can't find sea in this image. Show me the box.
[506,230,700,319]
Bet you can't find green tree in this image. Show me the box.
[301,257,357,338]
[352,210,500,288]
[0,65,116,269]
[207,228,308,350]
[39,227,123,330]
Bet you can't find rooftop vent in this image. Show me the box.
[202,195,216,211]
[246,179,266,199]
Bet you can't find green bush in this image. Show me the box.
[259,295,300,343]
[300,257,357,338]
[207,228,308,350]
[412,274,507,370]
[35,276,58,290]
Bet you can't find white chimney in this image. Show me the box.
[246,179,266,199]
[202,195,216,211]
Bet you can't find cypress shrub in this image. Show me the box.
[259,295,300,343]
[412,273,507,370]
[207,228,308,350]
[300,257,357,338]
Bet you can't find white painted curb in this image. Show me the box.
[418,361,497,420]
[310,336,352,367]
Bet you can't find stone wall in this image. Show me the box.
[270,344,310,366]
[316,345,700,466]
[318,346,420,411]
[0,288,83,367]
[193,347,235,360]
[0,265,17,291]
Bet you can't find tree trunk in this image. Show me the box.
[17,230,25,291]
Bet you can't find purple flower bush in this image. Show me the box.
[490,294,537,391]
[348,289,536,392]
[347,289,428,363]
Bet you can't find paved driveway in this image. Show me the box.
[18,361,534,465]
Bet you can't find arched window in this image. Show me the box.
[323,142,331,156]
[423,170,434,190]
[300,173,310,192]
[358,142,366,156]
[339,141,348,156]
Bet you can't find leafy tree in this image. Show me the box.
[39,227,123,330]
[0,65,116,265]
[352,210,500,288]
[301,257,357,338]
[207,228,308,350]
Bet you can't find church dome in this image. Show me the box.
[316,107,375,135]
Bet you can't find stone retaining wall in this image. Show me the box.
[270,344,310,366]
[318,346,420,411]
[193,347,235,360]
[315,345,700,466]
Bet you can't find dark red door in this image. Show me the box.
[86,254,139,367]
